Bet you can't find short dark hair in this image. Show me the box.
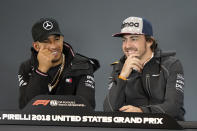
[145,35,157,51]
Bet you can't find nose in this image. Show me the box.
[48,40,59,50]
[123,39,133,48]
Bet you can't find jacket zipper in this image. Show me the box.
[145,74,152,101]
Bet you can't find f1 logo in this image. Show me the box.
[32,100,50,106]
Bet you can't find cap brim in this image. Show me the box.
[38,32,64,42]
[112,32,144,37]
[112,33,132,37]
[48,31,64,36]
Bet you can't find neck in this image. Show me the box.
[140,49,153,66]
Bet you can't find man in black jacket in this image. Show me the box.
[18,18,99,110]
[103,16,185,120]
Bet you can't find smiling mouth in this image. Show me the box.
[126,50,138,55]
[51,51,60,56]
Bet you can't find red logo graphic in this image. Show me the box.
[66,78,72,83]
[32,100,50,106]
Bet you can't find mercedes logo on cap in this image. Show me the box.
[43,21,53,30]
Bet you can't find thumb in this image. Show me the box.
[119,105,129,111]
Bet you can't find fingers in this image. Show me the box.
[120,54,144,78]
[127,54,143,65]
[119,105,131,111]
[39,46,49,53]
[119,105,143,112]
[126,56,143,72]
[130,58,143,71]
[39,47,55,60]
[37,46,54,72]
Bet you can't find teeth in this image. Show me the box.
[127,50,136,54]
[52,51,58,55]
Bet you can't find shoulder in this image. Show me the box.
[162,55,178,65]
[110,60,120,70]
[157,52,183,76]
[19,59,32,70]
[155,50,181,68]
[18,58,34,78]
[111,61,119,66]
[161,54,182,69]
[19,48,38,73]
[110,60,123,76]
[70,53,100,73]
[110,56,125,68]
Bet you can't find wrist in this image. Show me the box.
[138,107,143,113]
[118,75,127,81]
[38,66,49,73]
[36,69,48,77]
[120,69,132,79]
[119,72,129,79]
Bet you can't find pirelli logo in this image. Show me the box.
[32,100,50,106]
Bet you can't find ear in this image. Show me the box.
[32,42,40,52]
[147,40,153,48]
[146,37,154,48]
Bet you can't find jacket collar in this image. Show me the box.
[154,47,176,58]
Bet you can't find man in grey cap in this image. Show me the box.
[103,16,185,120]
[18,18,99,110]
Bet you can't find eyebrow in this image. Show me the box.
[122,35,139,39]
[129,35,139,38]
[45,35,60,41]
[40,39,50,43]
[54,35,60,38]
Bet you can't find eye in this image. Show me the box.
[55,37,60,40]
[122,39,126,42]
[131,37,138,41]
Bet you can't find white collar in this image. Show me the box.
[143,53,154,66]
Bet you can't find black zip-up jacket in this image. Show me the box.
[103,48,185,121]
[18,42,100,110]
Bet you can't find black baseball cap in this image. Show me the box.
[31,18,64,42]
